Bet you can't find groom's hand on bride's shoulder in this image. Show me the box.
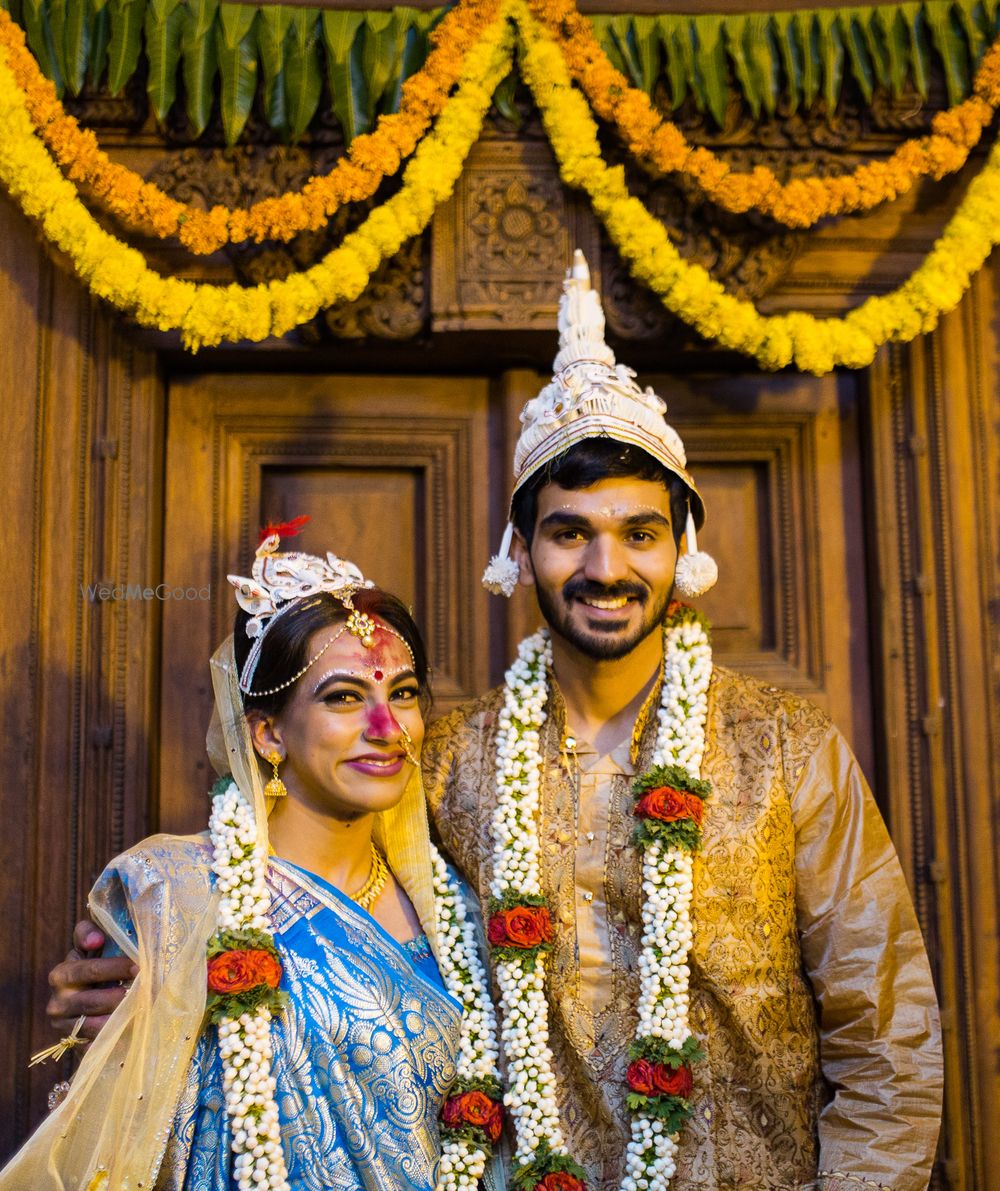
[46,919,138,1039]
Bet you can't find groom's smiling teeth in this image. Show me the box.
[581,596,630,610]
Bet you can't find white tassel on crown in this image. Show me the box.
[483,249,717,599]
[673,510,718,598]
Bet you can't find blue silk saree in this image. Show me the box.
[101,839,463,1191]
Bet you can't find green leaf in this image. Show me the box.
[747,13,778,116]
[106,0,143,95]
[589,14,627,77]
[257,5,291,135]
[218,3,257,145]
[323,10,369,141]
[900,2,931,99]
[22,0,64,94]
[361,10,400,125]
[854,5,889,90]
[954,0,987,70]
[285,9,322,140]
[924,0,970,104]
[631,15,661,97]
[793,10,819,109]
[632,762,711,799]
[62,0,92,95]
[838,10,874,103]
[180,0,218,137]
[691,14,728,124]
[491,70,520,125]
[723,14,760,118]
[816,9,845,116]
[144,0,185,122]
[47,0,67,88]
[657,15,687,109]
[608,14,645,91]
[88,0,111,88]
[875,5,909,98]
[380,7,419,113]
[773,12,801,112]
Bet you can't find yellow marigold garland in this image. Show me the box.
[530,0,1000,229]
[514,0,1000,374]
[0,0,502,255]
[0,13,513,349]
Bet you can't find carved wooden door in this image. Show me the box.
[160,366,871,834]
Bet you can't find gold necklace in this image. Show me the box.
[351,842,389,911]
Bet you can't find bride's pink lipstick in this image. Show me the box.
[346,752,406,777]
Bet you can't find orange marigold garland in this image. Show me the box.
[0,0,500,255]
[530,0,1000,229]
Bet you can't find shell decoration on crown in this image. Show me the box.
[511,250,692,497]
[228,530,373,642]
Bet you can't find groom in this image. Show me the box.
[48,254,942,1189]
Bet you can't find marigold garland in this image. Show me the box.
[0,14,513,349]
[530,0,1000,229]
[0,0,502,255]
[514,0,1000,374]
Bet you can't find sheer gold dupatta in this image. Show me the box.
[1,636,443,1189]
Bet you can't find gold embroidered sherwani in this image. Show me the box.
[422,665,942,1191]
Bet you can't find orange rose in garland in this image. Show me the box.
[488,897,554,967]
[205,929,288,1023]
[632,764,710,851]
[207,948,283,995]
[440,1079,505,1149]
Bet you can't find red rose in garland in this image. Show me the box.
[535,1174,587,1191]
[626,1058,657,1095]
[487,905,553,948]
[207,948,282,994]
[442,1089,504,1144]
[634,786,704,826]
[651,1063,694,1098]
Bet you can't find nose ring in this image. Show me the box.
[400,723,419,766]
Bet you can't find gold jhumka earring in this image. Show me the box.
[265,751,287,799]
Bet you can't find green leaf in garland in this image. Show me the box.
[491,70,520,125]
[747,13,778,116]
[657,15,688,110]
[854,6,889,90]
[380,6,419,114]
[106,0,143,96]
[285,9,322,141]
[690,14,727,124]
[47,0,67,89]
[900,1,931,99]
[386,11,433,113]
[608,14,645,91]
[88,0,110,88]
[361,11,399,125]
[61,0,92,96]
[772,11,801,113]
[793,10,819,109]
[816,9,845,116]
[257,5,291,137]
[323,10,368,142]
[144,0,184,122]
[218,3,257,145]
[180,0,218,138]
[875,5,909,98]
[838,10,875,103]
[589,14,628,78]
[723,14,760,118]
[22,0,63,94]
[924,0,970,105]
[954,0,987,70]
[631,14,661,97]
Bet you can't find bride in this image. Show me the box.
[2,527,503,1191]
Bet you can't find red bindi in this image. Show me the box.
[373,669,384,681]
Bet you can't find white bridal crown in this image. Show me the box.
[228,528,374,693]
[482,250,717,599]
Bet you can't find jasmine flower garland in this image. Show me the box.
[489,607,713,1191]
[208,779,504,1191]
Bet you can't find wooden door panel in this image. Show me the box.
[161,374,492,835]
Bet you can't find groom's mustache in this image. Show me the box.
[561,579,649,604]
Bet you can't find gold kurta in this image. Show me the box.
[422,665,942,1191]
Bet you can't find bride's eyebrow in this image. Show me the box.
[311,671,367,697]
